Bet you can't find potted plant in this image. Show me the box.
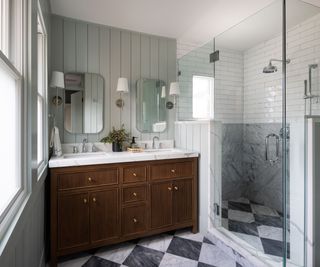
[100,125,129,152]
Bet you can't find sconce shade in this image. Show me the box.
[116,77,129,93]
[50,71,65,88]
[161,86,166,98]
[169,82,180,95]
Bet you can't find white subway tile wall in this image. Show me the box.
[177,12,320,124]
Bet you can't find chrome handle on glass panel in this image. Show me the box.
[265,133,280,165]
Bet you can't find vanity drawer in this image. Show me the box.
[123,166,147,183]
[150,161,193,180]
[58,168,119,190]
[122,186,147,204]
[122,204,147,236]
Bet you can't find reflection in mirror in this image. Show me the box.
[64,73,104,134]
[136,78,167,133]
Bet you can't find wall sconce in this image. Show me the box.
[169,82,180,108]
[116,77,129,108]
[50,71,65,106]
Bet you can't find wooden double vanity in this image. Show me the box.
[49,154,198,266]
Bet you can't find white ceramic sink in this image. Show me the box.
[63,152,108,159]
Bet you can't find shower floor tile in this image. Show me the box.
[222,198,289,259]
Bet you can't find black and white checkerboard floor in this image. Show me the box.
[58,229,243,267]
[221,197,289,259]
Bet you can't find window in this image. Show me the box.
[0,0,9,57]
[37,5,48,176]
[192,75,214,119]
[0,0,26,238]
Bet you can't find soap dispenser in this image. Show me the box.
[130,136,138,148]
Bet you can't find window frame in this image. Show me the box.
[36,0,48,179]
[192,75,215,120]
[0,0,28,242]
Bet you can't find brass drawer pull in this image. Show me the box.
[88,177,92,182]
[133,192,137,197]
[133,218,138,223]
[174,186,179,191]
[92,197,97,203]
[83,198,88,204]
[171,169,176,173]
[132,172,137,177]
[168,187,172,191]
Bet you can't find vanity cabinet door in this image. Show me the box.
[173,179,193,224]
[90,188,119,244]
[58,192,90,250]
[150,181,173,229]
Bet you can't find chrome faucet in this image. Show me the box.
[82,138,88,153]
[152,136,159,149]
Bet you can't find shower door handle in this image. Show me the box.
[265,133,280,164]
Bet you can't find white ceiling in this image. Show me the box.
[216,0,320,51]
[50,0,320,46]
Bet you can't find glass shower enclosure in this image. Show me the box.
[209,0,320,266]
[177,0,320,266]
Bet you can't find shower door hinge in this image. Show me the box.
[214,203,220,216]
[210,50,219,63]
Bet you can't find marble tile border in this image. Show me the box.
[206,227,283,267]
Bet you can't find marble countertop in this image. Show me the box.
[49,148,199,168]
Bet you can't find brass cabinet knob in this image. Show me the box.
[92,197,96,202]
[83,198,88,204]
[132,172,137,177]
[88,177,92,182]
[171,169,176,173]
[133,192,137,197]
[133,218,138,223]
[174,186,179,191]
[168,187,172,191]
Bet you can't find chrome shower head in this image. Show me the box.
[263,62,277,73]
[262,58,291,74]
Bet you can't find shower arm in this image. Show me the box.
[269,58,291,64]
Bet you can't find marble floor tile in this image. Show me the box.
[167,236,202,261]
[138,234,173,252]
[198,262,216,267]
[257,225,283,242]
[229,197,250,204]
[260,238,286,257]
[222,218,229,229]
[82,256,120,267]
[222,208,228,218]
[203,237,214,245]
[232,232,264,253]
[228,210,255,223]
[254,214,282,228]
[174,229,204,242]
[58,254,91,267]
[222,200,228,209]
[228,220,259,236]
[228,202,252,213]
[95,242,136,264]
[123,245,164,267]
[198,243,237,267]
[251,204,279,217]
[159,253,198,267]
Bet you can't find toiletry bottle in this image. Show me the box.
[130,136,138,148]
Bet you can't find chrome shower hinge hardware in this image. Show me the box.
[214,203,220,216]
[279,126,290,139]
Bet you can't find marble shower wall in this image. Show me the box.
[221,124,246,200]
[222,123,286,213]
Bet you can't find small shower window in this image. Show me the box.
[192,75,214,119]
